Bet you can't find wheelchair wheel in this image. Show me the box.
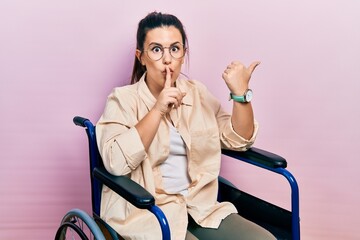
[55,221,89,240]
[55,208,106,240]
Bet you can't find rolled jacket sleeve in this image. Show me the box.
[197,81,259,151]
[220,119,259,151]
[96,88,147,176]
[97,125,146,176]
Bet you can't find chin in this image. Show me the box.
[172,72,180,80]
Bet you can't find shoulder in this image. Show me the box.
[106,83,140,108]
[110,83,139,99]
[99,83,142,122]
[111,83,137,96]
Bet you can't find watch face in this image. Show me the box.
[245,89,253,102]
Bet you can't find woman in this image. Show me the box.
[96,11,275,240]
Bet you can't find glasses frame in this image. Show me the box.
[143,43,186,61]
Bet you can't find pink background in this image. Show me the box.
[1,0,359,239]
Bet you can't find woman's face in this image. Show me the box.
[136,26,185,95]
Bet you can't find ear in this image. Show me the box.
[136,50,145,65]
[181,49,186,64]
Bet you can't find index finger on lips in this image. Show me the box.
[164,66,171,88]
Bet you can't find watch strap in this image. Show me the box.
[229,93,246,103]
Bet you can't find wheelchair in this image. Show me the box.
[55,116,300,240]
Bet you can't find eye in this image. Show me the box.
[151,46,163,54]
[170,45,180,53]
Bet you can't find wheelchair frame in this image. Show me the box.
[55,116,300,240]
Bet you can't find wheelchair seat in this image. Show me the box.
[55,116,300,240]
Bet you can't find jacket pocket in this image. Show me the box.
[189,127,221,176]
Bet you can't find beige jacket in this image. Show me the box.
[96,74,258,240]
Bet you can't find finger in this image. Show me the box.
[164,66,171,88]
[164,91,181,107]
[173,93,185,108]
[248,61,261,75]
[172,92,186,109]
[169,103,175,109]
[178,92,186,105]
[171,97,181,109]
[167,98,176,109]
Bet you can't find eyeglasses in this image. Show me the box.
[143,43,186,61]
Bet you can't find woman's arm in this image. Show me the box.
[231,101,254,140]
[96,93,147,176]
[135,66,186,151]
[222,61,260,140]
[134,108,163,151]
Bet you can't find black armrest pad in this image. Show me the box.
[93,167,155,209]
[73,116,90,127]
[222,147,287,168]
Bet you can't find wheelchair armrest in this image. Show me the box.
[93,168,171,240]
[73,116,90,128]
[93,167,155,209]
[222,147,287,169]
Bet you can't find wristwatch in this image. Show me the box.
[229,89,253,103]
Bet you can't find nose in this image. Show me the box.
[162,48,172,64]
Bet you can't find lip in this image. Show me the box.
[162,68,174,74]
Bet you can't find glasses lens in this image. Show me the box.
[169,44,184,59]
[147,45,163,61]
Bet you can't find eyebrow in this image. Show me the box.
[148,41,182,46]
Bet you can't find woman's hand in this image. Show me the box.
[153,66,186,115]
[222,61,260,95]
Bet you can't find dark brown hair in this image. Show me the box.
[130,12,188,84]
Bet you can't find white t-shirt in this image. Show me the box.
[160,123,191,196]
